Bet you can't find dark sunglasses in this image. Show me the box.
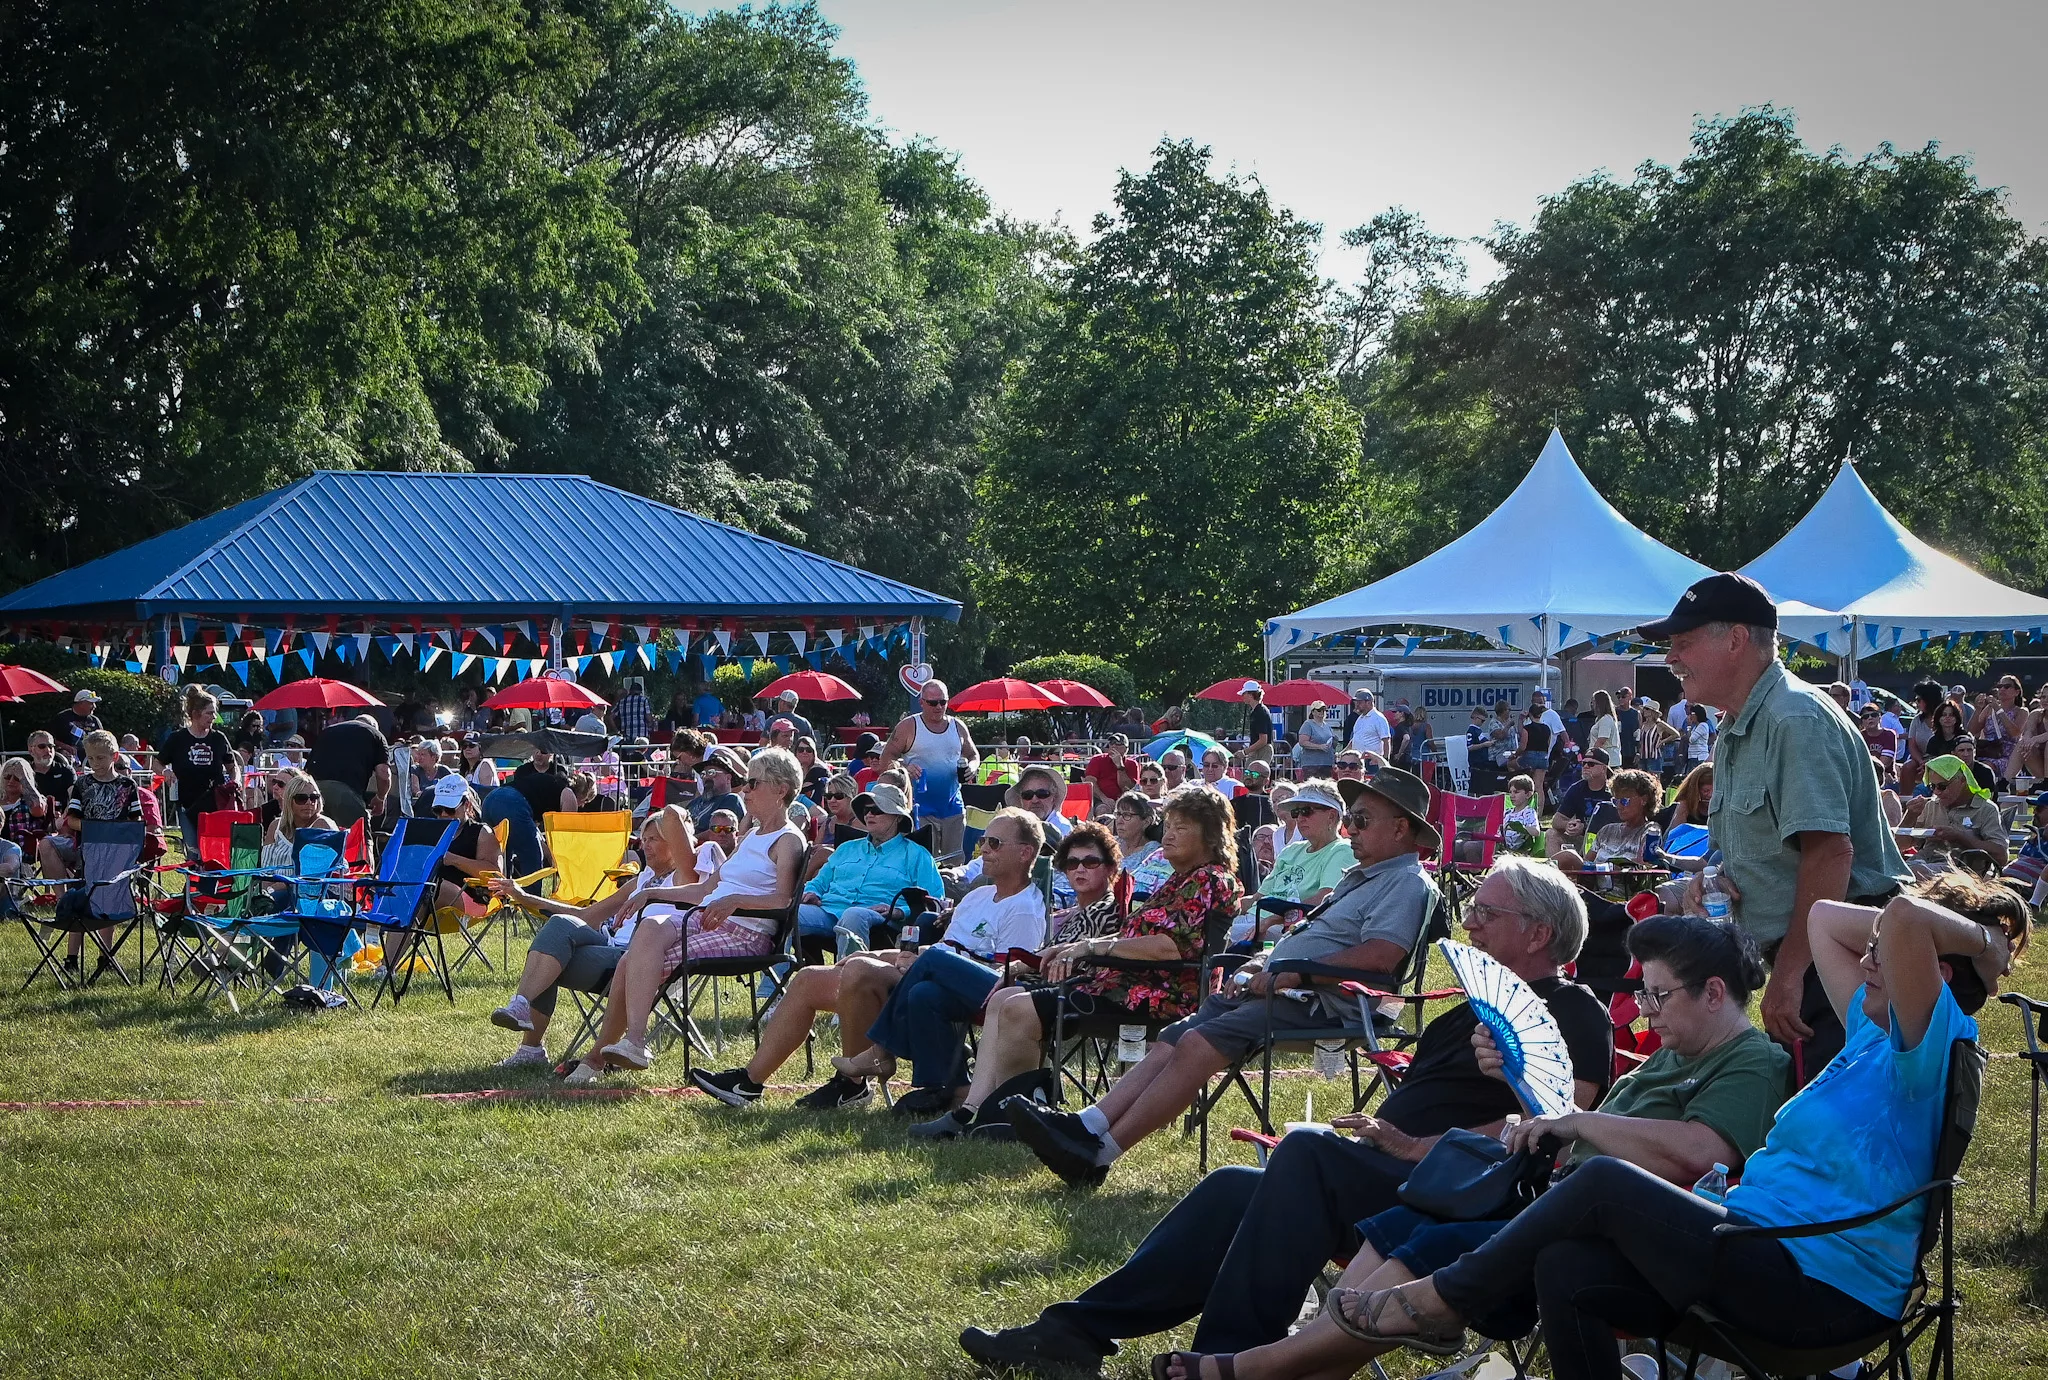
[1286,805,1325,819]
[1019,788,1054,801]
[825,791,851,801]
[921,697,946,706]
[706,824,735,835]
[292,792,321,804]
[1060,855,1109,871]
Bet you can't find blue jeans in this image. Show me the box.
[760,903,891,997]
[864,945,1001,1090]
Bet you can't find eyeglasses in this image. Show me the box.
[980,834,1017,853]
[1464,900,1523,927]
[1019,788,1054,801]
[1639,981,1702,1013]
[1061,855,1109,872]
[292,792,321,804]
[742,777,767,789]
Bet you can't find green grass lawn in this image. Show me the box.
[1,926,2045,1379]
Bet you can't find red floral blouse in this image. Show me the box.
[1077,862,1240,1021]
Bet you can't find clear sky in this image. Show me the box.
[814,0,2047,282]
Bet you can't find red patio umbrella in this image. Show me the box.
[0,665,68,701]
[1035,679,1113,709]
[755,670,861,702]
[482,678,610,711]
[1194,677,1267,703]
[1260,679,1347,708]
[949,678,1066,713]
[252,677,386,711]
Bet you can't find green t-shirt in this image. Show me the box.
[1575,1025,1790,1173]
[1259,838,1354,903]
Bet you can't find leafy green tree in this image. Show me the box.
[976,140,1362,697]
[1352,109,2048,587]
[0,0,641,588]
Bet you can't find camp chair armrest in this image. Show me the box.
[515,867,560,889]
[1072,955,1204,975]
[1229,1128,1283,1151]
[1335,980,1463,1002]
[1711,1179,1956,1240]
[2000,992,2048,1056]
[1268,958,1396,986]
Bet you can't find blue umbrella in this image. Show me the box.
[1143,730,1228,763]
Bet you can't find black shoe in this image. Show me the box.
[967,1120,1017,1143]
[891,1085,956,1117]
[958,1320,1108,1377]
[909,1106,974,1141]
[690,1066,763,1107]
[63,954,84,976]
[793,1074,872,1111]
[1002,1098,1109,1187]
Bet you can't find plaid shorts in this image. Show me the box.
[660,917,775,970]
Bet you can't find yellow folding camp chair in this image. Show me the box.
[531,812,638,906]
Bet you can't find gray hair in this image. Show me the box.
[1705,621,1779,662]
[1488,855,1588,964]
[747,746,803,804]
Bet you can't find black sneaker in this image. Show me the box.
[1002,1097,1109,1187]
[62,954,84,976]
[967,1120,1017,1143]
[908,1105,974,1141]
[891,1085,955,1117]
[793,1074,872,1111]
[958,1319,1109,1377]
[690,1066,764,1107]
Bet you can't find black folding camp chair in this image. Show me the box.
[1999,992,2048,1216]
[1189,888,1453,1171]
[664,859,812,1081]
[11,821,148,991]
[1655,1038,1985,1380]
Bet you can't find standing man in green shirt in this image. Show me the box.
[1632,573,1908,1082]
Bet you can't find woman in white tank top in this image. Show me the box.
[565,748,807,1080]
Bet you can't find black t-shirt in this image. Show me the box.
[1377,977,1613,1137]
[306,719,390,795]
[48,710,102,754]
[1243,703,1270,747]
[33,758,76,804]
[1522,720,1552,755]
[1555,781,1611,826]
[159,727,235,806]
[511,761,573,822]
[435,819,487,884]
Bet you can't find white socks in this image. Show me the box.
[1079,1105,1110,1136]
[1095,1133,1123,1167]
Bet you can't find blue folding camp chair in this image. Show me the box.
[1660,822,1712,859]
[357,816,461,1008]
[232,828,360,1004]
[8,820,148,990]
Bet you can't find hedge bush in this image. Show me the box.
[1005,654,1136,711]
[0,643,180,743]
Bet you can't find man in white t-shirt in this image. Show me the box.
[1347,689,1391,758]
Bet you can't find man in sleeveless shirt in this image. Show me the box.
[881,678,980,863]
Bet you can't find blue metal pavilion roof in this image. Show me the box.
[0,471,960,624]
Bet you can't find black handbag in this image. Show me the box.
[1397,1126,1555,1221]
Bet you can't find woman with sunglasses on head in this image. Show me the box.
[562,747,806,1081]
[1294,872,2027,1380]
[459,734,500,793]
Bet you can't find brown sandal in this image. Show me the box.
[1150,1352,1235,1380]
[1325,1286,1467,1356]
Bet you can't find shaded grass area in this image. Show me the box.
[1,926,2045,1377]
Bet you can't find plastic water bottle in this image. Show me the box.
[1701,865,1732,922]
[1692,1162,1730,1204]
[1498,1113,1522,1145]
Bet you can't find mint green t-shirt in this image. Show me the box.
[1260,838,1354,903]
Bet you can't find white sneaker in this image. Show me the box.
[563,1062,604,1086]
[601,1038,652,1070]
[498,1044,550,1068]
[490,994,534,1032]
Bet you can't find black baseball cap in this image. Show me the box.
[1633,572,1778,641]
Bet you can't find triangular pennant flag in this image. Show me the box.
[590,621,610,646]
[750,630,773,657]
[483,657,501,682]
[265,627,287,655]
[1498,625,1514,646]
[1402,638,1419,657]
[713,630,732,654]
[395,632,414,653]
[212,641,232,669]
[171,644,190,670]
[435,628,458,651]
[740,656,755,679]
[785,631,806,654]
[637,643,655,670]
[231,661,250,684]
[309,631,331,655]
[699,654,716,678]
[476,626,499,650]
[1555,621,1572,647]
[265,653,285,679]
[453,653,474,676]
[806,650,823,670]
[575,655,593,675]
[824,629,844,648]
[629,624,653,645]
[527,660,544,679]
[132,643,152,672]
[352,633,371,661]
[420,645,442,673]
[296,648,314,674]
[1891,627,1904,650]
[1815,632,1831,652]
[858,625,875,642]
[177,616,194,644]
[774,655,791,674]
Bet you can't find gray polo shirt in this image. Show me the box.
[1271,850,1438,1015]
[1708,661,1909,947]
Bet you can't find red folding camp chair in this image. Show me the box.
[1060,782,1092,820]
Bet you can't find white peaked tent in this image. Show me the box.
[1740,461,2048,674]
[1264,430,1713,661]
